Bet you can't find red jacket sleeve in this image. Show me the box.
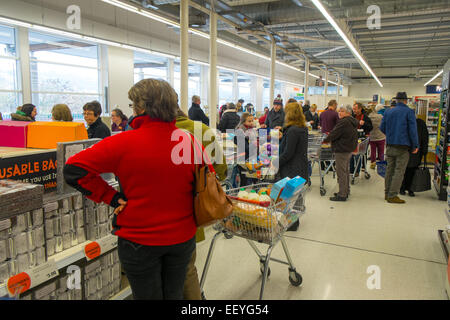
[63,136,122,207]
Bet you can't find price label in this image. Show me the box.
[84,241,101,261]
[84,235,118,261]
[7,259,59,296]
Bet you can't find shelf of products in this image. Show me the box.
[434,83,450,201]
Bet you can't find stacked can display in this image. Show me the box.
[84,200,115,241]
[0,209,46,285]
[44,193,86,258]
[84,249,121,300]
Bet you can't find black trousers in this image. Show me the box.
[401,167,416,192]
[118,236,196,300]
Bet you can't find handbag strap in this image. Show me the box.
[180,129,216,174]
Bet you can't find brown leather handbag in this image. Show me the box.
[184,130,233,227]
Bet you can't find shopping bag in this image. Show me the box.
[183,130,233,227]
[410,158,431,192]
[376,161,387,178]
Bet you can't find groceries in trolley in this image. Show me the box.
[223,178,306,243]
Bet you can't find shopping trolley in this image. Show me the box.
[199,183,306,300]
[309,133,336,196]
[350,137,371,185]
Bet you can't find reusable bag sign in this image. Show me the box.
[0,151,57,193]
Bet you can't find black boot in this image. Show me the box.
[408,191,415,197]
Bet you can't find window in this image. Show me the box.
[218,70,234,107]
[134,52,168,83]
[263,80,281,108]
[0,24,21,119]
[174,62,202,105]
[29,31,102,120]
[237,73,253,105]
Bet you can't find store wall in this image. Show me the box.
[106,46,134,116]
[348,79,439,102]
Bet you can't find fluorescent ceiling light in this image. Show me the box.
[0,14,340,89]
[0,16,32,28]
[310,0,383,88]
[101,0,343,84]
[424,69,443,86]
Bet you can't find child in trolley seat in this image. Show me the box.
[233,112,261,187]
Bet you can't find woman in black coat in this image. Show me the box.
[400,117,429,197]
[278,102,309,231]
[218,103,240,133]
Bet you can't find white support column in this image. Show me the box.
[209,9,218,129]
[232,72,238,102]
[269,35,276,105]
[250,76,257,108]
[17,27,31,105]
[324,67,328,107]
[255,76,263,111]
[168,58,174,87]
[336,73,341,105]
[201,65,209,108]
[304,59,310,102]
[180,0,189,113]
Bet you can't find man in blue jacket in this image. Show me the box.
[380,92,419,204]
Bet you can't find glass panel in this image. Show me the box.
[30,62,99,93]
[134,51,168,83]
[219,70,234,106]
[29,31,101,118]
[174,62,201,105]
[0,24,20,117]
[29,31,98,67]
[33,93,101,121]
[0,25,17,57]
[0,58,19,91]
[0,92,20,118]
[237,74,252,105]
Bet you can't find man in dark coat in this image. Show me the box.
[188,95,209,126]
[323,105,359,201]
[400,117,429,197]
[263,97,285,129]
[302,100,311,114]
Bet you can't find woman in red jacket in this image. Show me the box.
[64,79,197,300]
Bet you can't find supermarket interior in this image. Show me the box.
[0,0,450,303]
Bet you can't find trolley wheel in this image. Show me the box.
[320,188,326,196]
[351,178,355,185]
[201,291,207,300]
[365,173,371,180]
[289,271,303,286]
[307,180,311,187]
[224,232,233,239]
[260,265,271,278]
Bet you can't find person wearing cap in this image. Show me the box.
[263,96,285,129]
[245,103,255,115]
[380,92,419,204]
[302,100,311,114]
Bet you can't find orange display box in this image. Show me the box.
[27,122,88,149]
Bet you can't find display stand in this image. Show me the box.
[434,81,450,200]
